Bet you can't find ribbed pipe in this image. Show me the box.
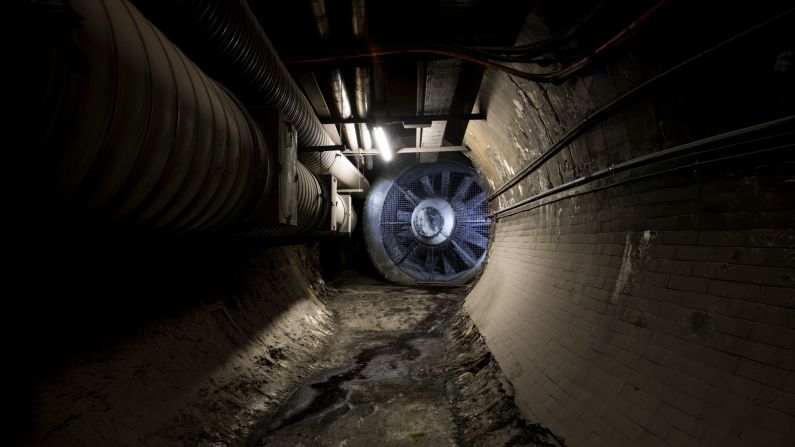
[7,0,269,234]
[334,193,357,234]
[131,0,370,193]
[244,162,328,237]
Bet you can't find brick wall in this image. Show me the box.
[466,162,795,446]
[463,3,795,446]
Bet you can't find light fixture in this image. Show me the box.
[373,126,392,162]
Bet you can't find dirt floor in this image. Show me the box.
[245,277,562,447]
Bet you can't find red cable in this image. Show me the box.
[284,0,671,83]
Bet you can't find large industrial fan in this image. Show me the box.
[364,161,491,284]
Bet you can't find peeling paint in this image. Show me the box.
[512,98,525,118]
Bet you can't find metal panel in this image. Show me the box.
[421,60,463,147]
[247,109,298,226]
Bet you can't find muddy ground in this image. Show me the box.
[245,277,563,447]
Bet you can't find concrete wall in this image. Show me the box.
[464,2,795,446]
[9,242,333,446]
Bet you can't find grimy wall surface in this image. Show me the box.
[464,2,795,447]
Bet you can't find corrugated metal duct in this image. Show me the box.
[131,0,371,194]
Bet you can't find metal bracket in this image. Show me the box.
[297,144,345,153]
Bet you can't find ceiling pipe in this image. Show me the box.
[7,0,272,234]
[242,163,332,237]
[351,1,373,165]
[130,0,370,195]
[351,0,367,38]
[354,67,373,154]
[309,0,329,40]
[330,69,360,151]
[7,0,341,239]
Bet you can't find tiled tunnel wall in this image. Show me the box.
[464,3,795,447]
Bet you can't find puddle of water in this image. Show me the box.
[247,335,426,444]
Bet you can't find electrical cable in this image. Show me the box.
[494,142,795,220]
[488,116,795,218]
[487,5,795,201]
[283,0,670,83]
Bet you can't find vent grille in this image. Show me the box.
[378,163,490,282]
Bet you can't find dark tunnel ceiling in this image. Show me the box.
[249,0,665,177]
[249,0,534,167]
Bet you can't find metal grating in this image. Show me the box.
[421,59,462,147]
[379,163,490,281]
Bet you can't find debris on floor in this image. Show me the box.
[445,313,565,446]
[246,278,563,446]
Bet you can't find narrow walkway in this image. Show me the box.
[247,279,560,447]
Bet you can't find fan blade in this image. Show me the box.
[450,239,476,267]
[396,185,420,205]
[397,211,412,222]
[420,175,435,197]
[396,241,418,265]
[397,227,414,239]
[442,254,455,275]
[466,230,488,250]
[440,171,450,198]
[464,192,486,210]
[460,220,491,227]
[425,249,436,272]
[452,177,474,203]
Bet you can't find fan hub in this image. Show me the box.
[410,198,455,245]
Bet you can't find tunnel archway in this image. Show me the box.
[6,0,794,446]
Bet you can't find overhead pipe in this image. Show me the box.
[243,163,331,237]
[7,0,343,239]
[130,0,370,195]
[351,1,373,166]
[489,116,795,218]
[330,69,360,151]
[7,0,272,234]
[486,5,795,201]
[354,66,373,155]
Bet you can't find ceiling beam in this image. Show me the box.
[320,113,485,125]
[340,145,469,156]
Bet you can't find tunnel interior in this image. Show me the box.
[5,0,795,446]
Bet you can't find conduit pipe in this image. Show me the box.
[330,69,360,151]
[8,0,270,234]
[487,5,795,201]
[244,163,331,237]
[489,116,795,218]
[130,0,370,195]
[8,0,339,238]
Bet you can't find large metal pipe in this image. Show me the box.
[7,0,271,234]
[353,66,373,170]
[244,163,329,237]
[7,0,344,239]
[330,69,360,151]
[130,0,370,194]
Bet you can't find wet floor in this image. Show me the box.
[246,282,461,446]
[245,279,560,447]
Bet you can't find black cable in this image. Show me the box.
[488,117,795,218]
[494,142,795,220]
[472,0,609,56]
[487,6,795,201]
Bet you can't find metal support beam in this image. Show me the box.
[320,113,485,125]
[298,144,345,153]
[342,146,469,156]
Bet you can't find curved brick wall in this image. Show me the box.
[464,3,795,446]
